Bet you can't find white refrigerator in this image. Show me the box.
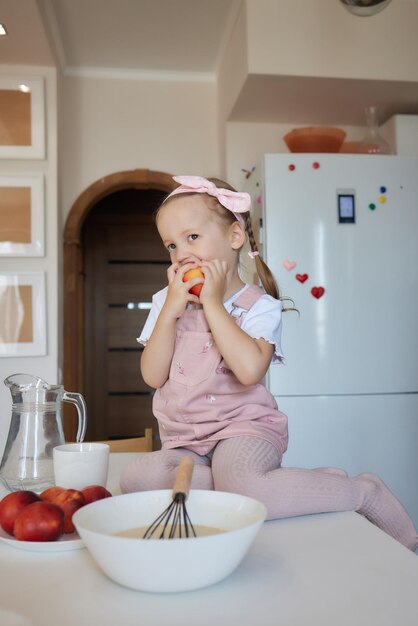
[248,154,418,529]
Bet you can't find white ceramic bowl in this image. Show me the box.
[73,489,266,593]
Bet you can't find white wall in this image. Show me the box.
[216,0,418,144]
[60,75,219,219]
[217,0,248,149]
[380,114,418,156]
[0,65,58,457]
[246,0,418,81]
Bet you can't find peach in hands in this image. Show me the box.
[183,267,204,297]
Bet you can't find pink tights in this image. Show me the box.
[120,435,418,551]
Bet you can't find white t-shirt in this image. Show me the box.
[137,284,285,364]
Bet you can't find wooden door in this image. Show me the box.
[82,188,168,443]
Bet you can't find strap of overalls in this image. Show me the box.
[231,284,265,326]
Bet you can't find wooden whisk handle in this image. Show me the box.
[173,456,194,499]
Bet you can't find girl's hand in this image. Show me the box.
[162,261,201,319]
[199,259,228,305]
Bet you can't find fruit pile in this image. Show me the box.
[0,485,111,542]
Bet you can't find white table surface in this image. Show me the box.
[1,453,417,626]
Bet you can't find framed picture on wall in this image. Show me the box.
[0,272,47,357]
[0,174,45,256]
[0,76,45,159]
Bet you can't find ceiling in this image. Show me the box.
[0,0,240,77]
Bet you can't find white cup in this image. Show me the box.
[53,442,109,490]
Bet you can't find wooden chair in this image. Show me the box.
[97,428,153,453]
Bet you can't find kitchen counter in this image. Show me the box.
[0,453,417,626]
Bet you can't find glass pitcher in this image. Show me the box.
[0,374,87,493]
[357,105,392,155]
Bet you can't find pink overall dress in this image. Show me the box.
[153,285,288,457]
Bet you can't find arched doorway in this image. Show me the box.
[63,169,175,441]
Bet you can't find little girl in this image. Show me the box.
[120,175,418,551]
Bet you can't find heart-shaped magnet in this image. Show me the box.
[283,260,297,271]
[296,273,308,283]
[311,286,325,299]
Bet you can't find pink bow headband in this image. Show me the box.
[164,175,251,227]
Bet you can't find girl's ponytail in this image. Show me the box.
[245,213,278,299]
[245,213,296,312]
[208,177,296,311]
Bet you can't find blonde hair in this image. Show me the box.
[208,178,295,311]
[156,177,296,311]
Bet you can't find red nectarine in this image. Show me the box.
[0,490,40,536]
[183,267,204,297]
[14,501,64,542]
[52,489,86,533]
[40,486,66,502]
[81,485,112,504]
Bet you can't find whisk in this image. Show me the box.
[143,456,196,539]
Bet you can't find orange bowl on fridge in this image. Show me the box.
[283,127,347,153]
[339,141,363,153]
